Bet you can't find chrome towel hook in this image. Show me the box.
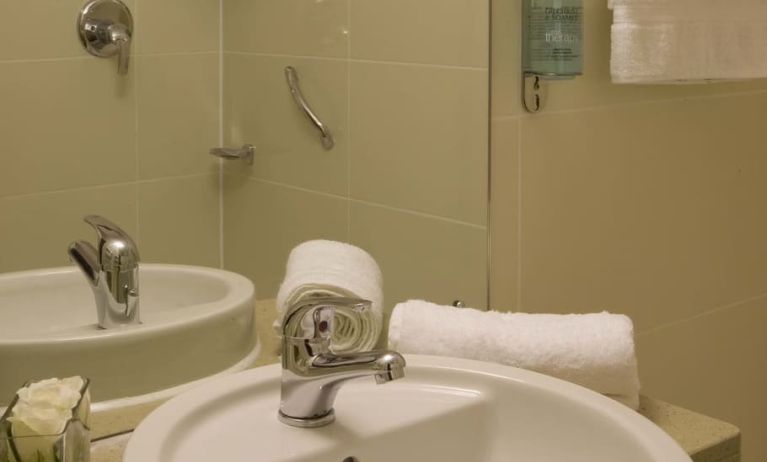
[284,66,335,150]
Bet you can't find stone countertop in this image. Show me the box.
[90,300,741,462]
[639,396,740,462]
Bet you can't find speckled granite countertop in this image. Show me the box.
[89,300,741,462]
[639,396,740,462]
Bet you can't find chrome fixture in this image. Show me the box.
[284,66,335,150]
[209,144,255,165]
[452,300,466,308]
[78,0,134,75]
[68,215,140,329]
[279,297,406,428]
[523,73,548,113]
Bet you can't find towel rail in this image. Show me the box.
[284,66,335,150]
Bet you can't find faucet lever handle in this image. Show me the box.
[281,297,371,345]
[83,215,137,249]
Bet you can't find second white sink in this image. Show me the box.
[0,264,258,407]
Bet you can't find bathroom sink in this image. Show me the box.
[0,264,258,407]
[124,355,691,462]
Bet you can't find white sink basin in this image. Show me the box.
[0,264,258,407]
[124,355,691,462]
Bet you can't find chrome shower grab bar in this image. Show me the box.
[284,66,335,151]
[209,144,254,164]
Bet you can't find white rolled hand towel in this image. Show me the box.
[389,300,641,409]
[275,240,383,353]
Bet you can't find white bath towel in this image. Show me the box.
[389,300,641,409]
[275,240,383,353]
[609,0,767,83]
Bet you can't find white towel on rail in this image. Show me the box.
[609,0,767,83]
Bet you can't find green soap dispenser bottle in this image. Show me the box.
[523,0,583,79]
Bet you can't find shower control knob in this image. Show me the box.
[78,0,134,75]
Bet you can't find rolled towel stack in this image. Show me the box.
[389,300,641,409]
[609,0,767,83]
[275,240,383,353]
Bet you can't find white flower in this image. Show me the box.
[7,377,85,462]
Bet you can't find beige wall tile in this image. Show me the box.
[137,174,220,266]
[0,59,136,197]
[489,118,519,311]
[490,0,522,117]
[516,93,767,331]
[223,0,348,58]
[350,202,487,320]
[223,54,348,195]
[0,0,135,61]
[223,176,348,298]
[137,53,219,179]
[135,0,219,54]
[349,62,488,225]
[0,184,138,273]
[637,296,767,462]
[350,0,488,68]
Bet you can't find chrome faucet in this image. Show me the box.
[67,215,140,329]
[279,297,406,428]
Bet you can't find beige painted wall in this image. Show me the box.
[222,0,490,332]
[0,0,222,273]
[490,1,767,461]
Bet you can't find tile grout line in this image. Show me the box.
[0,173,216,202]
[346,0,352,242]
[490,87,767,121]
[222,51,489,72]
[133,0,141,243]
[636,291,767,337]
[0,51,219,65]
[232,174,488,230]
[218,0,225,269]
[515,120,523,311]
[485,0,493,311]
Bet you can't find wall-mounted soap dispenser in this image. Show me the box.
[522,0,583,112]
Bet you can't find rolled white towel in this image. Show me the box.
[275,240,383,353]
[389,300,641,409]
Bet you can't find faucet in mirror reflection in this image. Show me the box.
[67,215,140,329]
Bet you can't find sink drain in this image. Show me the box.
[342,458,358,462]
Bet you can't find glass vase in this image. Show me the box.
[0,379,91,462]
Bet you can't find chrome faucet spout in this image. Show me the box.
[278,297,406,428]
[68,215,140,329]
[68,240,100,286]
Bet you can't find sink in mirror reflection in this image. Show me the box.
[0,264,258,408]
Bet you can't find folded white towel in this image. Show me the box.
[609,0,767,83]
[275,240,383,353]
[389,300,641,409]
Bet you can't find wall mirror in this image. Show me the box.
[0,0,489,416]
[2,1,763,460]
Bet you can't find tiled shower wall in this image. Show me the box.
[0,0,222,272]
[221,0,490,325]
[490,1,767,460]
